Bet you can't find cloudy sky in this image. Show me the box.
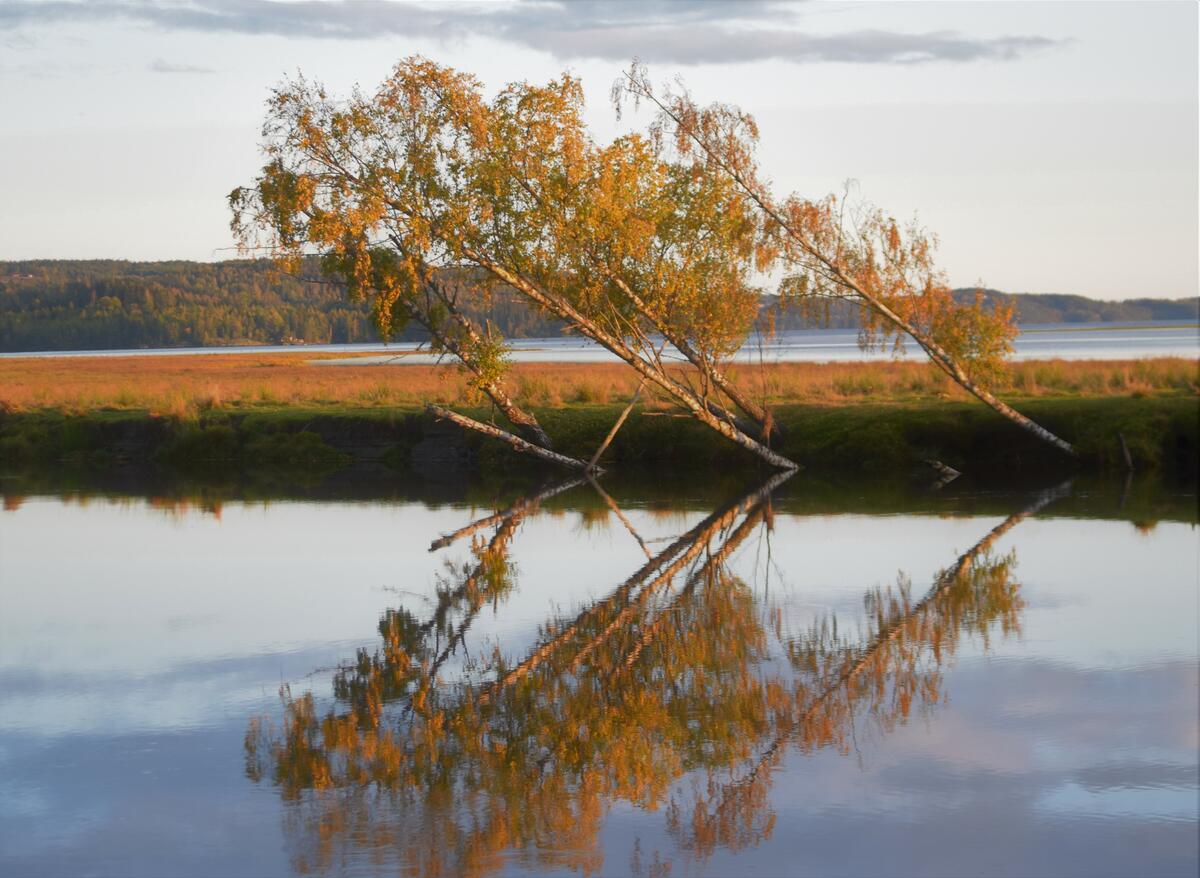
[0,0,1195,299]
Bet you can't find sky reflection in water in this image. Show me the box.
[0,475,1196,877]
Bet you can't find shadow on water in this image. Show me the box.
[241,472,1074,877]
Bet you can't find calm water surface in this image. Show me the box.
[2,321,1197,363]
[1,472,1196,877]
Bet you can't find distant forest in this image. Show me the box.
[1,259,1196,353]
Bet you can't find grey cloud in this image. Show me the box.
[148,56,214,73]
[520,24,1057,65]
[0,0,1062,65]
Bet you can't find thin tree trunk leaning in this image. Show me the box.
[865,295,1077,456]
[460,246,800,471]
[604,273,779,438]
[604,274,772,436]
[512,177,780,442]
[588,380,644,471]
[627,81,1076,458]
[504,175,779,441]
[401,274,554,451]
[776,213,1074,456]
[434,294,554,449]
[783,213,1076,457]
[426,405,595,472]
[376,196,796,467]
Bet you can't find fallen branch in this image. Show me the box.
[426,405,596,473]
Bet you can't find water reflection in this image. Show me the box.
[2,473,1196,876]
[245,477,1073,876]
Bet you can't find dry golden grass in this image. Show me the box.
[0,352,1195,416]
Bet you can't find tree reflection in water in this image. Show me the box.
[245,477,1068,877]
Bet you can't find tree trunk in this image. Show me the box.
[763,194,1077,456]
[772,210,1074,456]
[606,273,779,438]
[463,247,800,471]
[509,178,779,441]
[426,405,594,471]
[588,380,643,471]
[631,86,1076,457]
[406,278,555,450]
[870,298,1077,457]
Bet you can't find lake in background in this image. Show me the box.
[2,321,1197,364]
[1,470,1196,877]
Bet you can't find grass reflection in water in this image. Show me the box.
[245,474,1068,877]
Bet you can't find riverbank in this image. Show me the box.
[2,395,1195,479]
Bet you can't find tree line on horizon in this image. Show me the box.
[1,257,1192,354]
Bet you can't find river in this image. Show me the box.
[1,469,1196,877]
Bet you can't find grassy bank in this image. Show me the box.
[1,395,1195,479]
[0,353,1195,415]
[1,352,1194,477]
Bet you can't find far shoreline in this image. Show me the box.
[1,320,1197,362]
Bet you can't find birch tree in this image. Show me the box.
[483,79,777,438]
[231,58,796,470]
[229,65,556,451]
[618,65,1077,457]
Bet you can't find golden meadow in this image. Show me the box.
[1,354,1195,418]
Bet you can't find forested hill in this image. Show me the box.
[1,259,1196,353]
[951,289,1198,326]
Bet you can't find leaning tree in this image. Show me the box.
[229,65,559,455]
[231,58,797,471]
[618,65,1076,456]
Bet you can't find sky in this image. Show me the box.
[0,0,1195,300]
